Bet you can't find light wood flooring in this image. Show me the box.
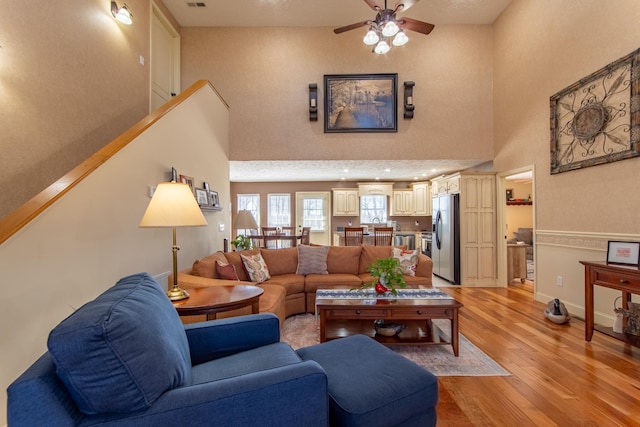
[434,284,640,426]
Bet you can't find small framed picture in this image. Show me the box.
[210,191,219,208]
[506,189,513,200]
[179,175,194,192]
[194,188,209,207]
[606,241,640,265]
[203,181,210,192]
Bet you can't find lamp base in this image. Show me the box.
[167,286,190,301]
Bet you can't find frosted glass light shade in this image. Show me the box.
[381,21,399,37]
[374,40,390,54]
[139,182,207,228]
[363,29,380,45]
[392,31,409,46]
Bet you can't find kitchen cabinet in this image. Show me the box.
[412,182,430,216]
[391,190,413,216]
[458,173,496,286]
[332,189,359,216]
[432,175,460,195]
[358,182,393,196]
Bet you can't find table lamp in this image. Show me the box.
[140,182,207,301]
[234,210,258,235]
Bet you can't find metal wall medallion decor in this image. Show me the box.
[324,74,397,133]
[549,48,640,174]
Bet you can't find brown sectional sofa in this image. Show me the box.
[174,245,433,325]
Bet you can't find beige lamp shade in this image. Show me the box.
[234,210,258,230]
[140,182,208,228]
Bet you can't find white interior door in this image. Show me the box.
[295,192,331,246]
[151,7,180,112]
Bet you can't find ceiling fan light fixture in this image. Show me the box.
[381,20,399,37]
[363,28,380,45]
[392,30,408,46]
[374,40,390,55]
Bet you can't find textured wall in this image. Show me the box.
[181,25,494,163]
[0,0,150,219]
[493,0,640,322]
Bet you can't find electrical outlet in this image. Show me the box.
[556,276,564,286]
[219,224,225,232]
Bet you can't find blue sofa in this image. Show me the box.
[8,272,438,426]
[7,273,328,426]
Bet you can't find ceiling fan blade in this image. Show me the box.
[364,0,383,12]
[334,20,372,34]
[400,17,435,35]
[394,0,419,13]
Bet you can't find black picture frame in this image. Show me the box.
[606,241,640,266]
[210,191,220,208]
[324,73,398,133]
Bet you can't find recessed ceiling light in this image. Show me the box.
[384,168,391,172]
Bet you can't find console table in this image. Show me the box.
[581,260,640,346]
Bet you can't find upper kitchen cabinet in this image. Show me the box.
[412,182,431,216]
[431,174,460,195]
[332,188,359,216]
[391,190,414,216]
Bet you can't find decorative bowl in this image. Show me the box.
[374,320,406,336]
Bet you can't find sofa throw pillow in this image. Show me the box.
[296,244,329,275]
[392,248,419,276]
[216,261,240,281]
[47,273,191,415]
[241,252,271,283]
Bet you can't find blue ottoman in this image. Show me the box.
[297,335,438,427]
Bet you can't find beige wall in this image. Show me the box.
[0,84,230,422]
[181,25,495,163]
[493,1,640,321]
[0,0,155,219]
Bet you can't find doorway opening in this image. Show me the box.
[499,168,535,293]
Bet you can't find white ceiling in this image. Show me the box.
[162,0,512,182]
[162,0,513,27]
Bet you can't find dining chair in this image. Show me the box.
[300,227,311,245]
[261,227,279,249]
[344,227,364,246]
[373,227,394,246]
[279,226,296,248]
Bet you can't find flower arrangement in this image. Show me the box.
[363,257,407,295]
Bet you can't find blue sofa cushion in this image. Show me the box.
[47,273,191,414]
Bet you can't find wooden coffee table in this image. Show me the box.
[172,285,263,320]
[316,289,463,356]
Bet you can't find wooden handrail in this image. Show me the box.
[0,80,222,246]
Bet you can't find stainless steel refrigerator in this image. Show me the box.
[432,193,460,284]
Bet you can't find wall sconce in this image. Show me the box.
[111,1,133,25]
[404,81,415,119]
[309,83,318,121]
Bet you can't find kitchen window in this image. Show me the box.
[360,195,387,224]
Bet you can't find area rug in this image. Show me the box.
[281,314,510,377]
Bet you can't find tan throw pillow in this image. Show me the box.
[215,261,239,281]
[296,245,329,275]
[240,253,271,283]
[392,247,419,276]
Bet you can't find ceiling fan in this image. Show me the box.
[334,0,435,54]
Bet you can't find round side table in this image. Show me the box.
[172,285,264,320]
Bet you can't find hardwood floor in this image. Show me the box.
[434,285,640,426]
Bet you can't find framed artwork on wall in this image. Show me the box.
[606,241,640,266]
[549,48,640,174]
[324,73,398,133]
[179,175,194,192]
